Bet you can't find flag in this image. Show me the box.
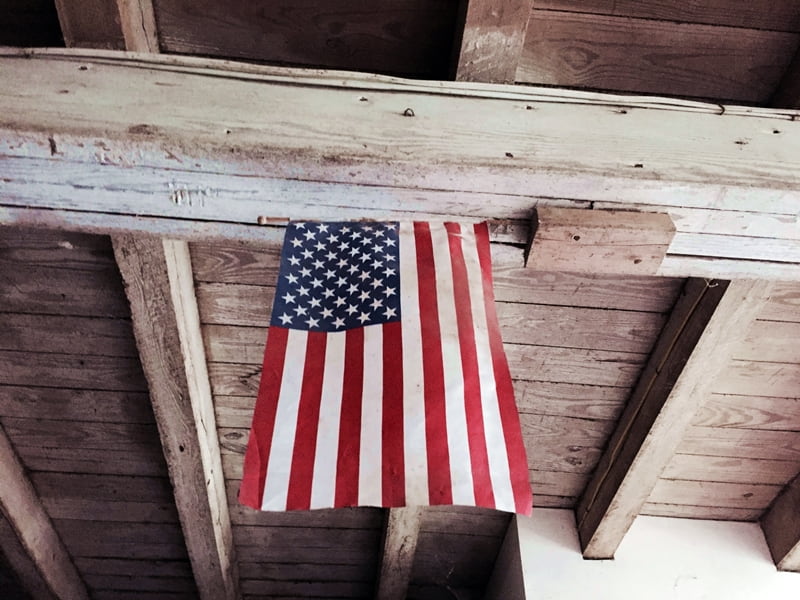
[239,221,532,515]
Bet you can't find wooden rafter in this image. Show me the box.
[53,0,158,51]
[112,237,241,600]
[2,50,800,280]
[0,423,89,600]
[576,279,774,558]
[762,473,800,571]
[117,0,159,52]
[454,0,533,83]
[375,507,423,599]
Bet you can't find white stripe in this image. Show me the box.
[461,226,516,512]
[261,329,307,510]
[399,222,429,505]
[309,330,346,509]
[358,324,383,506]
[429,223,475,506]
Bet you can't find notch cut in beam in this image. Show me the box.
[576,279,773,558]
[375,507,423,600]
[762,472,800,571]
[453,0,533,83]
[112,237,240,600]
[526,207,675,276]
[0,423,89,600]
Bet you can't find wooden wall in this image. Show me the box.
[0,230,197,598]
[645,282,800,520]
[518,2,800,102]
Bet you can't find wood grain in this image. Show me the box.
[762,473,800,571]
[0,387,154,424]
[649,479,782,510]
[514,380,628,420]
[663,454,800,486]
[679,426,800,461]
[376,507,422,600]
[714,360,800,398]
[54,520,189,560]
[155,0,458,77]
[759,283,800,322]
[640,503,762,521]
[692,394,800,431]
[536,1,800,32]
[518,10,798,102]
[53,0,125,49]
[737,320,800,363]
[0,228,116,270]
[2,417,162,453]
[10,445,168,477]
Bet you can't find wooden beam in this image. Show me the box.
[526,207,675,275]
[0,517,58,600]
[485,516,526,600]
[112,237,240,600]
[375,507,422,600]
[761,472,800,571]
[454,0,533,83]
[54,0,158,52]
[770,46,800,109]
[575,279,773,558]
[0,423,89,600]
[2,49,800,280]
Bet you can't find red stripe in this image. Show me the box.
[474,223,532,515]
[285,331,327,510]
[238,326,289,509]
[381,321,405,506]
[445,223,495,508]
[335,328,364,506]
[414,222,452,505]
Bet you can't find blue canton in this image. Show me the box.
[271,222,402,332]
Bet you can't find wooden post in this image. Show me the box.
[761,473,800,571]
[576,279,774,558]
[375,507,423,599]
[113,237,241,600]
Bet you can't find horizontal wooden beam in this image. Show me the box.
[761,472,800,571]
[526,207,675,275]
[375,507,423,600]
[454,0,533,83]
[0,423,89,599]
[2,49,800,280]
[112,237,240,600]
[576,279,773,558]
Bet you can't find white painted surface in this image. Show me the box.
[518,509,800,600]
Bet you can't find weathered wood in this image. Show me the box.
[117,0,159,52]
[514,380,628,420]
[376,507,422,600]
[527,207,675,276]
[485,516,525,600]
[112,236,240,600]
[518,10,798,102]
[640,503,762,521]
[53,0,125,49]
[679,427,800,462]
[0,227,116,269]
[0,351,146,391]
[576,279,773,558]
[761,473,800,571]
[737,320,800,363]
[75,558,192,578]
[454,0,533,83]
[663,454,800,487]
[649,479,782,510]
[692,394,800,431]
[771,46,800,109]
[0,423,90,599]
[54,520,188,560]
[759,283,800,322]
[0,515,58,600]
[0,387,154,424]
[714,360,800,398]
[536,0,800,32]
[3,51,800,280]
[154,0,457,78]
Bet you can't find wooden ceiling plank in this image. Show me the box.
[54,0,157,51]
[375,507,423,600]
[3,51,800,281]
[575,279,774,558]
[0,423,89,600]
[762,473,800,571]
[526,207,675,276]
[112,236,241,600]
[454,0,534,83]
[770,46,800,109]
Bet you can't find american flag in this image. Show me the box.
[239,221,532,514]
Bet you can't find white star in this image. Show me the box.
[383,287,396,297]
[348,264,359,274]
[372,259,383,269]
[321,307,333,319]
[311,278,323,288]
[309,297,321,308]
[337,258,348,269]
[306,316,319,328]
[315,241,325,252]
[348,246,361,257]
[338,241,350,252]
[291,238,303,248]
[383,307,397,318]
[358,290,370,302]
[385,238,396,247]
[359,253,371,263]
[334,296,346,307]
[295,222,306,229]
[346,304,358,315]
[312,259,325,270]
[341,226,351,234]
[333,317,346,329]
[318,223,329,233]
[358,271,370,281]
[386,254,396,262]
[300,267,311,278]
[329,234,339,243]
[335,276,347,287]
[301,248,313,260]
[374,229,385,238]
[383,267,396,277]
[372,245,383,254]
[370,298,383,310]
[326,251,337,261]
[298,285,310,296]
[370,278,383,289]
[294,305,307,316]
[347,283,359,295]
[362,226,372,232]
[352,231,362,240]
[324,269,335,279]
[286,273,299,284]
[279,313,293,325]
[323,288,334,298]
[288,255,300,266]
[303,230,315,240]
[282,292,296,304]
[357,311,370,323]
